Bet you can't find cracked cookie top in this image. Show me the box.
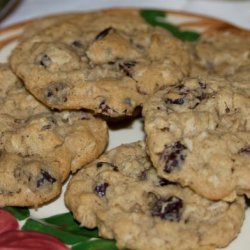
[10,11,190,117]
[190,30,250,77]
[143,76,250,200]
[65,141,245,250]
[0,110,108,207]
[0,64,48,119]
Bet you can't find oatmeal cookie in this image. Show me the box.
[0,64,48,119]
[143,77,250,200]
[65,141,245,250]
[0,111,108,178]
[10,10,190,117]
[0,152,61,207]
[0,111,107,206]
[190,30,250,77]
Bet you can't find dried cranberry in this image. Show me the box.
[239,146,250,154]
[40,54,51,68]
[37,170,56,188]
[160,141,187,173]
[44,82,69,104]
[98,101,117,115]
[96,162,118,171]
[72,40,83,48]
[198,81,207,89]
[95,182,109,197]
[95,27,114,40]
[138,169,149,181]
[119,60,137,77]
[99,101,110,113]
[158,177,177,186]
[165,98,185,105]
[151,196,183,222]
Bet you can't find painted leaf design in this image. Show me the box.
[22,217,121,249]
[22,218,89,245]
[43,212,98,238]
[140,9,200,41]
[72,239,118,250]
[4,206,30,220]
[0,230,69,250]
[0,209,19,234]
[140,9,166,24]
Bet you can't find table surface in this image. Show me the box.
[1,0,250,30]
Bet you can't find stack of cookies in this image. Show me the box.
[0,9,249,250]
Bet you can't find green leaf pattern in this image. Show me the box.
[21,214,118,249]
[140,9,200,41]
[4,206,30,220]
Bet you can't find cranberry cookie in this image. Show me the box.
[143,76,250,201]
[65,141,245,250]
[10,10,190,117]
[0,64,48,119]
[0,111,108,207]
[190,30,250,77]
[0,152,61,207]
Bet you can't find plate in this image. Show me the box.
[0,8,249,250]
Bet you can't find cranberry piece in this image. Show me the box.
[96,162,118,171]
[158,177,177,186]
[99,101,111,113]
[160,141,187,173]
[72,40,83,48]
[198,81,207,89]
[165,98,185,105]
[37,170,56,188]
[151,196,183,222]
[95,182,109,197]
[40,54,51,68]
[239,146,250,154]
[119,60,137,78]
[95,27,114,40]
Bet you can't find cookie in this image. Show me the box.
[0,64,48,119]
[22,13,83,39]
[0,63,108,172]
[0,152,61,207]
[228,64,250,94]
[10,10,190,117]
[65,141,245,250]
[0,111,108,177]
[143,77,250,200]
[190,30,250,77]
[0,110,108,207]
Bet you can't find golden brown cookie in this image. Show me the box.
[65,141,245,250]
[10,11,190,117]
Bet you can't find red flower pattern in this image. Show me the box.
[0,209,69,250]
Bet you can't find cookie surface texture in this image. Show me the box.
[10,10,190,117]
[65,141,245,250]
[143,76,250,200]
[0,64,48,119]
[0,111,108,206]
[0,152,61,207]
[0,63,108,170]
[0,63,108,206]
[190,30,250,77]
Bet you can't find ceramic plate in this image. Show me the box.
[0,8,249,250]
